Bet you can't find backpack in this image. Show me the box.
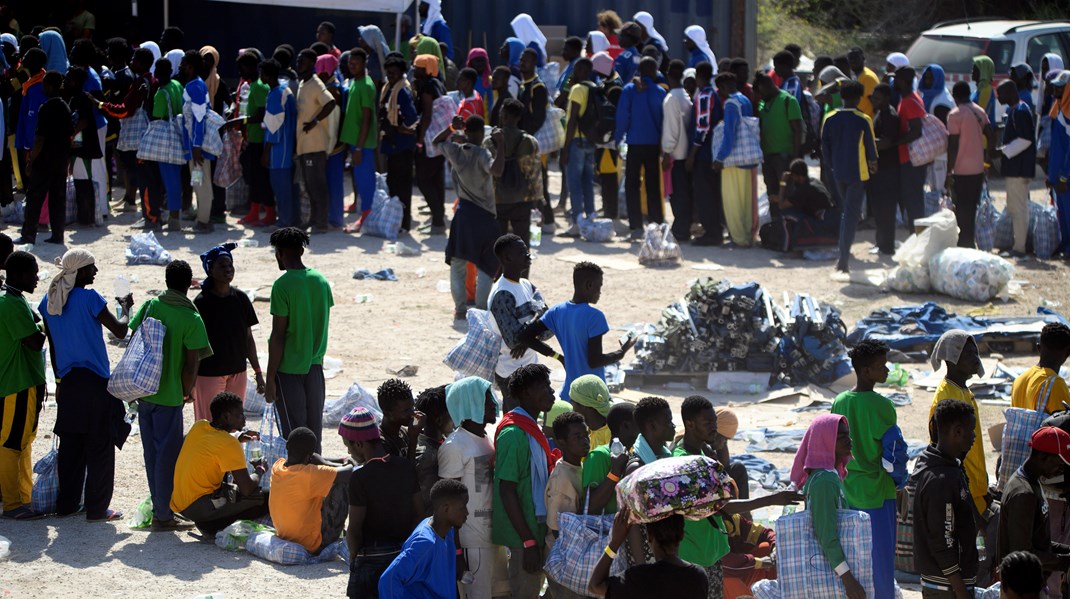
[577,81,618,145]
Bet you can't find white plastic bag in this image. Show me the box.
[892,209,959,269]
[322,381,381,427]
[929,248,1015,302]
[125,231,173,266]
[885,263,931,293]
[637,223,682,267]
[578,216,615,242]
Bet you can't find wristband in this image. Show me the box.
[606,472,620,483]
[552,352,561,361]
[603,545,617,559]
[522,539,537,549]
[456,549,464,556]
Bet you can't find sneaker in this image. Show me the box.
[561,224,581,237]
[150,516,195,532]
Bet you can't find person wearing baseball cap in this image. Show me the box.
[341,406,422,598]
[998,426,1070,574]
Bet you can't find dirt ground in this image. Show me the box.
[1,169,1066,598]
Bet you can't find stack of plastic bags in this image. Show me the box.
[637,223,681,267]
[578,216,615,242]
[126,231,173,266]
[885,209,958,294]
[322,381,381,427]
[929,248,1015,302]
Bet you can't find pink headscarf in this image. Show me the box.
[315,54,339,77]
[466,48,491,87]
[592,51,614,78]
[789,414,851,488]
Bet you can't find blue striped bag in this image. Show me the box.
[998,376,1057,490]
[773,509,874,599]
[544,490,628,594]
[107,316,166,402]
[443,309,499,381]
[117,108,150,152]
[136,89,187,165]
[711,98,763,168]
[363,191,403,241]
[974,186,997,252]
[245,530,347,565]
[30,438,59,514]
[1033,196,1061,259]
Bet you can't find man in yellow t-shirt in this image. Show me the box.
[560,57,596,236]
[1011,323,1070,414]
[171,392,266,536]
[269,427,353,553]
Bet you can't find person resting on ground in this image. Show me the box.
[269,426,354,554]
[170,392,267,537]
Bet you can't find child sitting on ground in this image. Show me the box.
[831,339,904,598]
[269,427,354,554]
[1011,323,1070,415]
[544,411,592,598]
[171,392,267,537]
[379,479,470,599]
[414,385,452,514]
[342,407,422,599]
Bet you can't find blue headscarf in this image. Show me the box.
[919,64,952,113]
[199,242,237,289]
[504,37,525,68]
[39,30,68,72]
[445,377,496,428]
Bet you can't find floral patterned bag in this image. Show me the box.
[615,455,734,524]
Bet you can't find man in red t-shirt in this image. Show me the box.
[455,68,486,121]
[893,66,928,228]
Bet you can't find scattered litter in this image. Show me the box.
[387,364,419,377]
[322,356,343,379]
[886,392,913,407]
[556,253,642,271]
[352,268,398,281]
[237,239,259,247]
[436,280,451,293]
[690,263,725,271]
[415,268,426,278]
[125,231,173,265]
[127,496,154,529]
[965,304,1001,317]
[579,217,615,242]
[354,294,374,304]
[387,241,422,256]
[0,534,9,561]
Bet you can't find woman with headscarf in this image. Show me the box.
[510,13,546,68]
[39,29,66,72]
[587,31,609,58]
[139,40,162,76]
[39,249,133,522]
[414,35,445,83]
[684,25,717,70]
[971,55,997,124]
[192,243,264,422]
[315,53,346,229]
[633,11,668,62]
[357,25,389,89]
[790,414,866,599]
[419,0,452,59]
[466,48,492,119]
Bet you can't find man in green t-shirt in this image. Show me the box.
[831,339,900,598]
[265,227,334,451]
[492,363,556,599]
[0,252,47,519]
[128,259,211,530]
[756,73,803,211]
[581,402,637,515]
[340,48,379,231]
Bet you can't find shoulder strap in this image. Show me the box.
[1036,375,1059,413]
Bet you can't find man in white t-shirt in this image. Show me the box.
[440,377,510,599]
[487,234,558,411]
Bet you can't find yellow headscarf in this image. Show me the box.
[414,53,440,79]
[200,45,220,103]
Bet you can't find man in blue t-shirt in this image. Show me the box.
[518,261,636,402]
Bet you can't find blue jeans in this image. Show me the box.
[158,162,183,212]
[566,138,595,223]
[269,167,296,227]
[836,180,867,270]
[327,151,345,228]
[352,148,377,213]
[137,401,184,521]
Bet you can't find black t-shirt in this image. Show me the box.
[36,97,73,161]
[69,93,103,159]
[785,177,836,216]
[605,560,709,599]
[349,455,419,548]
[873,105,900,169]
[193,287,258,377]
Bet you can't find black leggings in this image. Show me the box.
[952,173,984,248]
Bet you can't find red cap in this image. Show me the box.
[1029,426,1070,465]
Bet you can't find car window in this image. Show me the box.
[1025,34,1064,74]
[907,35,1014,74]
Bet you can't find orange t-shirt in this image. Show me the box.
[268,460,338,552]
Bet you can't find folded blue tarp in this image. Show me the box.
[846,303,1068,351]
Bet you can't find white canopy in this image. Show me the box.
[206,0,413,12]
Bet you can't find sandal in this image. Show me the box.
[87,509,123,523]
[3,506,47,520]
[343,222,361,234]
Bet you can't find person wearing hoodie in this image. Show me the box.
[616,57,666,239]
[920,64,954,123]
[912,399,979,599]
[1010,63,1036,111]
[971,56,998,126]
[791,414,867,599]
[684,25,717,71]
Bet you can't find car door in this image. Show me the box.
[1025,32,1065,75]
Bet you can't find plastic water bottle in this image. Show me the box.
[976,530,986,562]
[610,437,625,458]
[237,239,259,248]
[354,294,373,304]
[190,166,204,187]
[114,275,131,318]
[124,401,138,424]
[529,223,542,247]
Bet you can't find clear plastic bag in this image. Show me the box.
[126,496,154,529]
[322,381,381,427]
[578,216,615,242]
[216,520,273,551]
[892,209,958,269]
[929,248,1015,302]
[125,231,173,266]
[885,263,931,293]
[637,223,682,267]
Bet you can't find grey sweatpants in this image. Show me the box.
[275,364,325,451]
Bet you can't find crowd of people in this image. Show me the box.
[4,3,1070,599]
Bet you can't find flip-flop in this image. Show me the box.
[3,507,47,520]
[87,509,123,523]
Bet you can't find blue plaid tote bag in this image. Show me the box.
[137,88,188,165]
[443,309,500,381]
[775,509,874,599]
[107,316,167,402]
[117,108,150,152]
[974,185,997,252]
[363,192,403,241]
[998,375,1057,490]
[545,490,628,593]
[30,437,59,513]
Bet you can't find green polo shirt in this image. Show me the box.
[340,75,379,150]
[757,89,803,155]
[0,290,45,398]
[245,80,270,144]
